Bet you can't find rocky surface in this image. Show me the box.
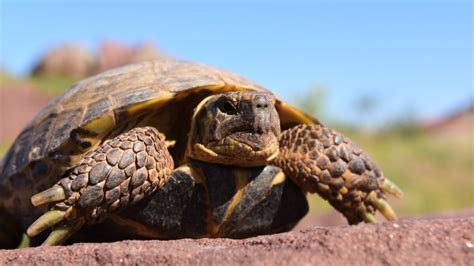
[1,215,473,265]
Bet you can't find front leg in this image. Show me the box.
[274,124,403,224]
[26,127,174,245]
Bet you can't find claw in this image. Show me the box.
[31,186,66,206]
[361,212,377,223]
[26,210,65,237]
[373,198,396,221]
[380,178,404,199]
[42,221,84,246]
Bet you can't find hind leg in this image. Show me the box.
[27,127,174,246]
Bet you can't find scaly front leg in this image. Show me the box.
[273,124,402,224]
[27,127,174,245]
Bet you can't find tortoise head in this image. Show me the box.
[187,91,281,167]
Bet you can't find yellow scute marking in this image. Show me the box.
[82,112,116,134]
[215,169,249,236]
[277,101,319,126]
[271,171,286,186]
[176,164,204,184]
[127,91,175,115]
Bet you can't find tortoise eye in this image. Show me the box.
[218,101,237,115]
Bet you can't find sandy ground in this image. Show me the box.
[1,213,473,265]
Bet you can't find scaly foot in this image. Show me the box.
[274,124,403,224]
[27,127,174,245]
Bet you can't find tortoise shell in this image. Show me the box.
[0,60,317,227]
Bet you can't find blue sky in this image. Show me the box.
[0,1,472,125]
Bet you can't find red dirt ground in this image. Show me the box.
[1,213,473,265]
[0,83,53,143]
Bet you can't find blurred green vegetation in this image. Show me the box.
[27,74,76,95]
[295,85,327,121]
[340,130,471,214]
[0,71,75,95]
[0,143,8,156]
[300,86,474,216]
[0,70,13,84]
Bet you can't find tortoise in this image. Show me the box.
[0,60,402,248]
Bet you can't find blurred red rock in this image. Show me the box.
[31,44,93,79]
[30,40,166,79]
[422,103,474,140]
[0,83,53,143]
[94,40,135,73]
[94,40,165,73]
[133,42,165,63]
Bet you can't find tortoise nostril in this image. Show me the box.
[255,95,269,109]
